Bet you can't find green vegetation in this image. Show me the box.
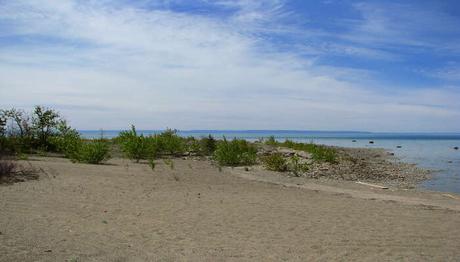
[261,153,310,176]
[116,126,188,162]
[71,139,111,164]
[1,106,338,172]
[265,135,277,146]
[32,106,61,151]
[185,134,217,156]
[118,125,156,162]
[199,135,217,155]
[148,159,156,171]
[0,106,76,154]
[261,153,287,171]
[185,137,201,155]
[288,155,310,177]
[275,139,337,164]
[0,112,7,152]
[1,106,112,165]
[213,138,257,166]
[156,129,185,156]
[50,121,82,159]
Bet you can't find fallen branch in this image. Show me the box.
[356,181,389,189]
[442,194,460,200]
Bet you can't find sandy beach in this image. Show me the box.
[1,156,459,261]
[3,0,460,260]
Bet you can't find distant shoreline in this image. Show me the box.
[79,129,460,140]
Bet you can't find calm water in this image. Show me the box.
[81,130,460,193]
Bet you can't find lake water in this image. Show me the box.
[80,130,460,193]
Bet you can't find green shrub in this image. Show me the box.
[72,139,111,164]
[213,138,257,166]
[156,129,185,156]
[265,136,277,146]
[2,108,34,152]
[0,137,20,155]
[148,159,156,171]
[50,122,82,159]
[200,135,217,155]
[310,146,337,163]
[117,127,187,160]
[185,135,217,156]
[1,106,71,153]
[185,137,201,155]
[118,125,156,162]
[288,156,310,177]
[261,153,287,171]
[280,140,337,164]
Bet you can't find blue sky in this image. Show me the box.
[1,0,460,131]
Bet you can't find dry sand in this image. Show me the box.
[1,156,460,261]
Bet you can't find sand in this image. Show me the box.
[1,156,460,261]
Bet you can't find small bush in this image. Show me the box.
[0,153,38,184]
[185,135,217,156]
[200,135,217,155]
[118,125,156,162]
[311,146,337,163]
[72,139,111,164]
[265,136,277,146]
[288,156,310,177]
[1,106,73,153]
[185,137,201,155]
[0,159,16,179]
[213,138,257,166]
[50,124,82,159]
[156,129,185,156]
[148,159,156,171]
[281,140,337,164]
[261,153,287,171]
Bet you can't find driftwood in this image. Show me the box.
[442,194,460,200]
[356,181,389,189]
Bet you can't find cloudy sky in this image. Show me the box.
[1,0,460,131]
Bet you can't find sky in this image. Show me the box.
[1,0,460,132]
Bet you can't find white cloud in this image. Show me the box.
[344,2,460,49]
[0,0,459,131]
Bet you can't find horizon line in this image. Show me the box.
[77,129,460,134]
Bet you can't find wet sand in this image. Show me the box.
[1,157,460,261]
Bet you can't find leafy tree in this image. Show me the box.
[3,108,32,138]
[32,106,60,150]
[0,110,6,137]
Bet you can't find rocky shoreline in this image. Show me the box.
[255,144,430,189]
